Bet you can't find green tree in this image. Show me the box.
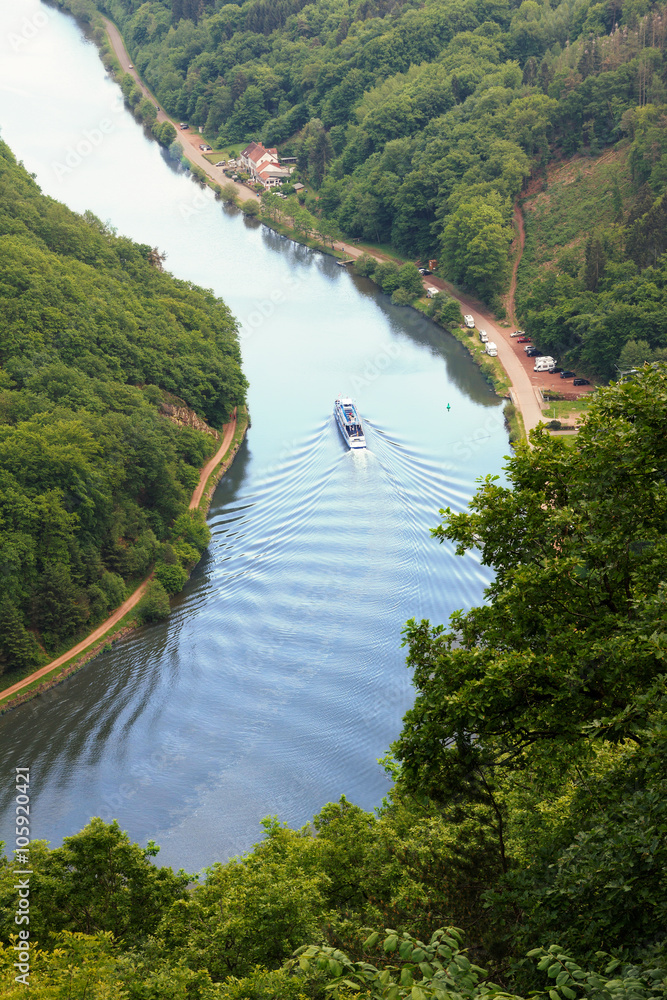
[136,580,170,623]
[617,339,654,370]
[156,818,329,980]
[0,600,42,673]
[393,367,667,799]
[0,819,190,948]
[441,200,512,302]
[397,262,424,297]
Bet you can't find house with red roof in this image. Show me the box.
[239,141,292,188]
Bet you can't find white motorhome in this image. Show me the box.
[534,356,556,371]
[485,341,497,357]
[479,329,488,343]
[426,286,439,298]
[464,314,475,328]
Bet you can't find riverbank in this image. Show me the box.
[0,407,248,713]
[94,14,548,439]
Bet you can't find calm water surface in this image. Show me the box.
[0,0,508,870]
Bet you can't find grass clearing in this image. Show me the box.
[540,397,594,422]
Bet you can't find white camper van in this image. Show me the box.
[479,329,488,343]
[485,341,498,357]
[464,314,475,329]
[534,356,556,372]
[426,286,439,298]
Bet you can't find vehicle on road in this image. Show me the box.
[560,370,576,378]
[573,378,590,386]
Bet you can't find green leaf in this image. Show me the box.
[400,941,415,960]
[561,987,576,999]
[364,932,380,949]
[385,935,399,953]
[549,990,560,1000]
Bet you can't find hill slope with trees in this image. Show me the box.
[0,138,246,674]
[60,0,667,379]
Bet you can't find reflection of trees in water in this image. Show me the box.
[342,270,501,407]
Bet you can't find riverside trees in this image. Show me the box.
[393,365,667,959]
[0,140,246,671]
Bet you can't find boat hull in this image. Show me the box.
[334,397,366,449]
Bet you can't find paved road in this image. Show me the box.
[104,18,543,435]
[103,18,258,203]
[332,243,545,435]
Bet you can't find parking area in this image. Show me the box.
[508,332,597,400]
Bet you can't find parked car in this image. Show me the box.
[560,370,576,378]
[573,378,590,386]
[479,329,488,343]
[215,161,225,167]
[199,143,212,151]
[548,366,563,374]
[517,336,531,343]
[525,347,541,356]
[510,330,525,337]
[418,267,432,275]
[179,123,189,129]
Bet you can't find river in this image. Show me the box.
[0,0,509,872]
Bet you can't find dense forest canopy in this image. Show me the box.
[62,0,667,376]
[0,138,246,672]
[1,369,666,998]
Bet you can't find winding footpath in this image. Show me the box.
[0,411,238,708]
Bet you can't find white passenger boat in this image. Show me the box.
[334,396,366,449]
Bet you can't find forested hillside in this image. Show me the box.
[1,368,666,998]
[0,139,246,673]
[61,0,667,379]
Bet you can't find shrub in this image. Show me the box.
[397,262,423,297]
[374,260,401,294]
[154,561,188,595]
[353,253,376,278]
[241,200,260,217]
[391,287,415,306]
[136,580,170,623]
[220,182,239,204]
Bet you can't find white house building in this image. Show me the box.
[239,141,292,188]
